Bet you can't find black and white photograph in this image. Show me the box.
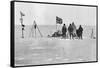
[11,1,97,67]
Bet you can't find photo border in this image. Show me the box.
[10,1,98,67]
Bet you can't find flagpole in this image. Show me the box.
[56,23,57,31]
[56,16,57,31]
[22,28,24,38]
[20,16,24,38]
[20,11,25,38]
[91,28,94,39]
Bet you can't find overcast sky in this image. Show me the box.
[15,2,96,26]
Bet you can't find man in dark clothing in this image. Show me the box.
[77,25,83,39]
[76,29,80,39]
[68,24,74,39]
[62,24,67,38]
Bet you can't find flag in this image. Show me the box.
[20,11,25,16]
[56,16,63,24]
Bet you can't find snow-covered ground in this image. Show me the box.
[14,25,96,66]
[15,37,96,66]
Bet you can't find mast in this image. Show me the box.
[34,21,43,37]
[20,11,25,38]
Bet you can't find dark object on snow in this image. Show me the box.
[68,24,74,39]
[51,30,62,37]
[34,24,37,29]
[62,24,67,37]
[76,25,83,39]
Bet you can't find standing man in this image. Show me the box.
[62,24,67,38]
[72,22,77,38]
[68,24,74,39]
[78,25,83,39]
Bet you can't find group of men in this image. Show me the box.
[62,22,83,39]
